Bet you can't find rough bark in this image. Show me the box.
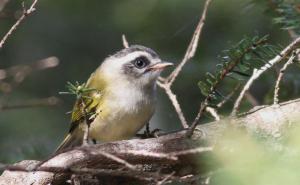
[1,98,300,185]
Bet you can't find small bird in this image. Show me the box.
[56,45,172,152]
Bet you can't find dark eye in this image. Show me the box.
[133,57,149,69]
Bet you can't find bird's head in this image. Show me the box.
[99,45,173,88]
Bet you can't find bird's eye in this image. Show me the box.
[133,57,149,69]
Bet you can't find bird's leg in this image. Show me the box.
[146,122,162,137]
[136,122,162,138]
[150,128,161,138]
[145,122,151,137]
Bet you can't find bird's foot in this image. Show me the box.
[148,128,162,138]
[136,128,162,139]
[82,138,97,147]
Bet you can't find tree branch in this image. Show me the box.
[2,98,300,185]
[0,0,39,49]
[274,49,299,104]
[0,96,61,111]
[166,0,212,85]
[157,0,212,129]
[231,36,300,116]
[122,34,129,48]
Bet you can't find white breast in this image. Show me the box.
[89,81,156,141]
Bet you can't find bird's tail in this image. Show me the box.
[55,132,83,154]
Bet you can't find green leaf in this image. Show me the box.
[198,81,210,97]
[197,35,278,105]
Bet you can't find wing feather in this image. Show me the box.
[68,71,105,133]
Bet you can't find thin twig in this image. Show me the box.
[156,171,175,185]
[122,34,129,48]
[0,56,59,81]
[168,147,213,156]
[157,0,212,129]
[205,107,220,121]
[125,147,212,161]
[231,36,300,116]
[0,96,61,111]
[97,151,137,170]
[288,30,298,40]
[124,150,178,161]
[217,83,241,108]
[157,81,188,128]
[205,84,241,121]
[0,0,39,49]
[82,120,90,146]
[274,49,299,104]
[80,100,90,146]
[244,92,260,106]
[166,0,212,85]
[186,101,208,137]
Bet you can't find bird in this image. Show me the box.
[55,45,173,153]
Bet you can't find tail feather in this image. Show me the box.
[55,133,83,154]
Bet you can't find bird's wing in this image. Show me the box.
[68,96,99,132]
[69,72,105,133]
[54,71,106,153]
[56,81,102,153]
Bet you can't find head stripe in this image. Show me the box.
[114,45,158,58]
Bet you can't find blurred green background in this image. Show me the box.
[0,0,296,162]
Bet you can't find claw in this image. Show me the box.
[136,128,162,139]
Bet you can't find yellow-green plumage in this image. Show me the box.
[56,70,106,152]
[55,45,172,153]
[70,71,106,128]
[56,67,155,152]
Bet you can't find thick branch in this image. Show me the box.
[1,98,300,185]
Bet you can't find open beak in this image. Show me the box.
[147,62,173,71]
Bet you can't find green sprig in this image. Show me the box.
[59,81,96,100]
[253,0,300,34]
[198,35,280,105]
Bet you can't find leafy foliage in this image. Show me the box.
[59,81,96,100]
[272,0,300,33]
[198,35,279,105]
[59,81,97,117]
[211,122,300,185]
[253,0,300,34]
